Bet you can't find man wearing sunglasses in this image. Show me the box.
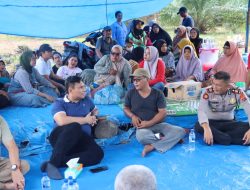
[124,68,185,157]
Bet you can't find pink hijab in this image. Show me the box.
[212,41,247,83]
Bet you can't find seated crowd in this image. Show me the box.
[1,7,250,189]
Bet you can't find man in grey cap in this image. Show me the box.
[124,68,185,157]
[196,71,250,145]
[95,26,117,61]
[177,6,194,27]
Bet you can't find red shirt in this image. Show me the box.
[139,59,166,86]
[248,53,250,69]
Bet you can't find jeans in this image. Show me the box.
[9,86,58,107]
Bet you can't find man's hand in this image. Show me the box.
[203,126,213,145]
[137,121,151,129]
[243,129,250,145]
[109,68,117,76]
[0,90,9,100]
[85,112,98,126]
[45,94,54,102]
[11,169,25,190]
[131,115,141,128]
[91,108,99,116]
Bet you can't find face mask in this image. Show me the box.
[126,47,133,52]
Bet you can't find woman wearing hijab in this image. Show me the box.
[173,26,189,66]
[143,25,153,46]
[128,20,147,48]
[154,39,175,79]
[128,47,145,73]
[211,41,247,83]
[174,38,196,66]
[173,26,188,51]
[8,50,58,107]
[150,23,172,48]
[175,45,203,82]
[94,45,132,89]
[139,46,166,91]
[56,53,82,80]
[190,27,203,57]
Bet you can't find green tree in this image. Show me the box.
[159,0,248,33]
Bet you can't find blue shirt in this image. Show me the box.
[52,96,95,135]
[111,21,128,46]
[182,15,194,27]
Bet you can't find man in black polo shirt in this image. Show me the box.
[124,68,185,157]
[41,76,104,179]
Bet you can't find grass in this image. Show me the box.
[0,26,249,74]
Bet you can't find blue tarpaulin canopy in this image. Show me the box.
[0,0,172,38]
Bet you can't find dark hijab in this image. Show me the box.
[131,20,144,40]
[190,27,203,57]
[154,39,168,57]
[20,50,34,74]
[150,23,173,47]
[130,47,145,62]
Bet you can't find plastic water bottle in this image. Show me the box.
[73,179,79,190]
[61,178,68,190]
[41,173,51,190]
[68,182,75,190]
[189,129,196,151]
[68,176,73,185]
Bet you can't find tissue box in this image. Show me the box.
[166,81,202,101]
[64,158,83,179]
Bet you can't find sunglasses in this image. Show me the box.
[111,52,121,56]
[133,77,145,83]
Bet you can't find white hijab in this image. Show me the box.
[143,46,159,79]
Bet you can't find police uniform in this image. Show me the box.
[195,86,250,145]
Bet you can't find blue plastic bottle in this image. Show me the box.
[41,173,51,190]
[189,129,196,151]
[61,178,68,190]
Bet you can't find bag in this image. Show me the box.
[94,85,124,104]
[94,119,118,139]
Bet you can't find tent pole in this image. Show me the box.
[245,0,250,53]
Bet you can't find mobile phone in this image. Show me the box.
[90,166,108,173]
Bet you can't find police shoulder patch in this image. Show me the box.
[203,93,209,100]
[240,92,247,102]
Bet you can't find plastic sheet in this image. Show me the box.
[1,106,250,190]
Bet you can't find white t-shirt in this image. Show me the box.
[56,66,82,80]
[35,57,52,76]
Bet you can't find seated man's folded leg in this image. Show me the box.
[151,123,185,153]
[226,121,250,145]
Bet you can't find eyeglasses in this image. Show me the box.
[133,77,145,83]
[223,46,230,50]
[111,52,121,56]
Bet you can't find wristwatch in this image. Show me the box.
[11,164,18,171]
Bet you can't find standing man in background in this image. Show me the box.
[111,11,128,47]
[177,7,194,28]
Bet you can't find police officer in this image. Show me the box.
[195,71,250,145]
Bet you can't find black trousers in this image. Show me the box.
[195,120,250,145]
[49,122,104,167]
[0,95,10,109]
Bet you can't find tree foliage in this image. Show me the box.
[159,0,248,33]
